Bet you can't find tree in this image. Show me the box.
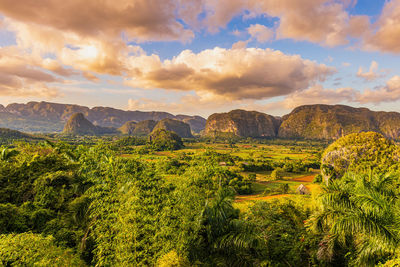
[0,233,85,266]
[246,199,317,266]
[193,188,260,266]
[148,129,184,151]
[311,172,400,266]
[271,168,283,180]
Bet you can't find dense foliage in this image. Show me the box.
[1,132,400,266]
[148,129,184,151]
[321,132,400,182]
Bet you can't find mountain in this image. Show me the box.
[63,113,117,135]
[175,115,206,134]
[204,109,281,138]
[152,118,193,138]
[0,101,206,133]
[130,120,157,136]
[278,104,400,140]
[118,121,137,135]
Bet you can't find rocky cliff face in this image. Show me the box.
[0,101,206,133]
[278,104,400,140]
[130,120,157,136]
[63,113,117,135]
[152,119,193,138]
[204,110,281,137]
[175,115,206,134]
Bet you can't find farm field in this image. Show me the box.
[2,132,399,266]
[116,139,324,208]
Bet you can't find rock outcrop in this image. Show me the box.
[175,115,206,134]
[321,132,400,183]
[63,113,117,135]
[278,104,400,140]
[152,119,193,138]
[0,101,206,133]
[130,120,157,136]
[204,110,281,137]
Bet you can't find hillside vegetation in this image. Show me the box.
[1,131,400,266]
[205,105,400,140]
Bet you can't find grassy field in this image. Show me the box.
[117,140,324,210]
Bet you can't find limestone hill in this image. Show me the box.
[130,120,157,136]
[118,121,137,135]
[204,110,281,138]
[152,119,193,138]
[278,104,400,140]
[63,113,117,135]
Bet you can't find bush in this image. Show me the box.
[271,168,283,180]
[321,132,400,181]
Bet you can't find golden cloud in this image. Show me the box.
[198,0,369,46]
[0,46,61,97]
[364,0,400,53]
[356,61,380,81]
[356,75,400,104]
[0,0,194,43]
[247,24,274,43]
[281,84,356,108]
[125,47,335,100]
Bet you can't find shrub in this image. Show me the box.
[271,168,283,180]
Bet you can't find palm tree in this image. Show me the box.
[198,187,260,266]
[311,172,400,266]
[0,147,19,162]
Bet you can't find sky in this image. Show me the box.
[0,0,400,117]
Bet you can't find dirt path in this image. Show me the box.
[235,173,317,202]
[292,175,315,183]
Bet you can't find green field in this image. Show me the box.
[3,133,399,266]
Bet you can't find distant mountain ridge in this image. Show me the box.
[0,101,206,133]
[64,114,193,138]
[5,101,400,140]
[204,105,400,140]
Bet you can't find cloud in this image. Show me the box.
[276,75,400,109]
[0,0,194,43]
[0,46,61,97]
[356,75,400,104]
[247,24,274,43]
[231,40,248,49]
[199,0,369,46]
[125,47,335,100]
[364,0,400,53]
[128,92,248,116]
[281,84,356,108]
[357,61,380,81]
